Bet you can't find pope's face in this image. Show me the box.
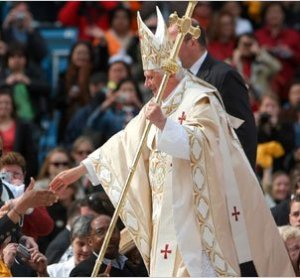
[144,70,163,97]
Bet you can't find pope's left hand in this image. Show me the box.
[145,100,167,130]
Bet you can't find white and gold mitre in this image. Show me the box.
[137,7,173,70]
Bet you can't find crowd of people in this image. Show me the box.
[0,1,300,277]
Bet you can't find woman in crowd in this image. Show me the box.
[0,43,50,125]
[105,6,133,57]
[35,147,77,253]
[70,136,100,195]
[207,11,237,61]
[256,94,295,173]
[264,170,291,208]
[33,215,94,277]
[0,86,38,179]
[56,41,95,140]
[85,78,143,145]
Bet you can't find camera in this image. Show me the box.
[15,12,25,22]
[16,244,31,262]
[259,112,271,126]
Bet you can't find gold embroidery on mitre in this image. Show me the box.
[137,6,173,70]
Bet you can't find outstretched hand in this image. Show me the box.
[49,165,87,193]
[14,178,58,213]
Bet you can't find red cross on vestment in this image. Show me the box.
[161,244,172,259]
[178,111,186,125]
[231,206,241,221]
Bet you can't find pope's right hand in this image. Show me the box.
[49,165,87,193]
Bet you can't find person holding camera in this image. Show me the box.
[2,2,47,68]
[230,32,281,100]
[85,78,143,146]
[256,94,295,180]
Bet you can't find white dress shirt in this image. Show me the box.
[47,256,75,277]
[189,50,208,75]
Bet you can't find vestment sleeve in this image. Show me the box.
[157,118,190,160]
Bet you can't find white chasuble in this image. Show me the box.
[83,72,295,277]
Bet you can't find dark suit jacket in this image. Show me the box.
[45,228,71,264]
[196,53,257,169]
[70,253,135,277]
[271,199,290,226]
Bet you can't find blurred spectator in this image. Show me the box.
[271,170,300,226]
[0,152,54,241]
[86,78,143,146]
[256,94,295,173]
[64,72,107,148]
[69,214,135,277]
[264,170,291,209]
[56,41,96,144]
[0,43,50,125]
[104,6,133,57]
[2,2,47,67]
[278,225,300,276]
[44,215,94,277]
[57,2,118,42]
[45,200,81,265]
[230,32,281,100]
[281,80,300,125]
[289,194,300,228]
[0,86,38,180]
[57,41,95,126]
[207,11,237,61]
[221,1,253,36]
[71,136,94,167]
[35,147,77,253]
[255,2,300,101]
[192,2,213,31]
[106,56,132,92]
[70,136,102,195]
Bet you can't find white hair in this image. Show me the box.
[278,225,300,242]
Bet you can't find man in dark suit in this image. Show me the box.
[70,214,138,277]
[169,23,257,170]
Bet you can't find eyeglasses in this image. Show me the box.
[50,161,69,167]
[76,150,92,156]
[290,211,300,218]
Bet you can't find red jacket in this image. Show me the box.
[255,26,300,100]
[58,1,118,41]
[22,207,54,241]
[208,40,236,61]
